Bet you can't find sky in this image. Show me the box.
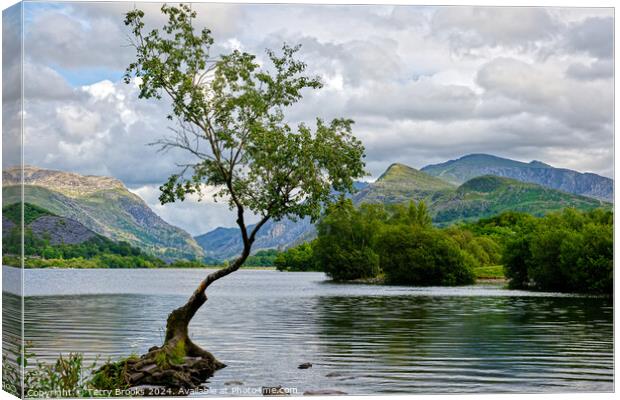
[2,2,614,235]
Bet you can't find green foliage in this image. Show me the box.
[3,202,55,225]
[376,225,475,286]
[311,198,610,292]
[3,345,99,398]
[168,341,186,365]
[3,231,168,269]
[154,351,169,369]
[274,242,318,271]
[502,208,613,294]
[167,259,212,268]
[2,352,20,396]
[472,265,505,279]
[244,249,280,267]
[124,4,366,231]
[444,226,502,268]
[90,358,131,391]
[314,199,382,280]
[313,198,479,285]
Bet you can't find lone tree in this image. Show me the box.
[122,4,365,379]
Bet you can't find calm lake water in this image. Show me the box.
[2,266,614,395]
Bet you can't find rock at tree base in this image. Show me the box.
[91,346,224,395]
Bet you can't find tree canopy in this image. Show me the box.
[124,4,366,239]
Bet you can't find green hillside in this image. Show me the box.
[431,175,610,225]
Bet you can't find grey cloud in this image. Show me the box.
[257,34,404,88]
[356,113,612,179]
[476,57,613,131]
[24,63,76,100]
[566,59,614,81]
[24,2,244,71]
[347,80,477,121]
[431,7,560,52]
[3,4,23,169]
[25,11,132,70]
[68,2,244,39]
[563,16,614,59]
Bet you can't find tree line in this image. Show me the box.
[275,199,612,294]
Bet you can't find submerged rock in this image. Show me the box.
[303,389,348,395]
[225,380,244,386]
[298,362,313,369]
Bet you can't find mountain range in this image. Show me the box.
[195,155,612,260]
[2,154,612,262]
[421,154,613,202]
[2,166,205,260]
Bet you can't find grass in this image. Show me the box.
[473,265,505,280]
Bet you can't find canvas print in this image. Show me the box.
[1,1,614,398]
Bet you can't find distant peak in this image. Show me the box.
[529,160,552,168]
[458,153,506,161]
[460,153,494,159]
[378,163,417,180]
[386,162,413,170]
[3,165,125,196]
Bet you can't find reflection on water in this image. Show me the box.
[2,267,613,394]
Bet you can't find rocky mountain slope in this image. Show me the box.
[2,166,204,260]
[2,203,97,245]
[421,154,613,202]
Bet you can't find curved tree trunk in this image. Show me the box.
[162,251,248,367]
[91,216,274,392]
[161,212,271,367]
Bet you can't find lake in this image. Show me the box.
[2,266,613,395]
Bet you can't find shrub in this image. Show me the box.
[314,199,382,280]
[274,242,317,271]
[376,225,475,286]
[503,208,612,294]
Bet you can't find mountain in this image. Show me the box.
[195,218,314,261]
[195,159,611,260]
[421,154,613,202]
[431,175,609,224]
[353,163,455,204]
[2,166,204,260]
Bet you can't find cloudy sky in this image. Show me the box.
[3,2,614,235]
